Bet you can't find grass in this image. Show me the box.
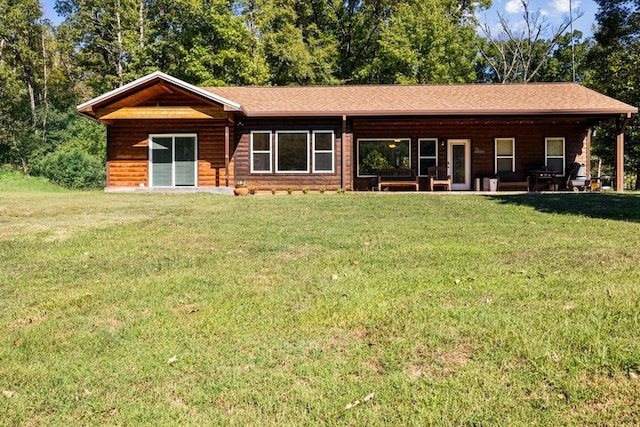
[1,181,640,425]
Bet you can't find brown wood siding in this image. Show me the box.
[352,116,590,190]
[232,117,345,190]
[107,119,232,187]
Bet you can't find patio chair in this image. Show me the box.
[428,166,451,191]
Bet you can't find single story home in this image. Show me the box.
[77,71,636,192]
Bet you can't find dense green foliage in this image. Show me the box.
[35,149,105,189]
[1,189,639,424]
[0,0,638,187]
[586,0,640,189]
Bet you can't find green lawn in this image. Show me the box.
[1,178,640,425]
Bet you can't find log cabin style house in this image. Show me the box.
[77,71,636,192]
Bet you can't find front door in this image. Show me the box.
[447,139,471,191]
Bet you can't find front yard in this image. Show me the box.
[1,180,639,425]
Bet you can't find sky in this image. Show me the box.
[478,0,598,37]
[40,0,599,37]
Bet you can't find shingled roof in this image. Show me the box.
[208,83,637,117]
[76,72,636,119]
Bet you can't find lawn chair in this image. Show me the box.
[428,166,451,191]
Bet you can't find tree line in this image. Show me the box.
[0,0,638,188]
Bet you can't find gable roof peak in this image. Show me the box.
[76,71,241,118]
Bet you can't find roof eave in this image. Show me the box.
[240,108,637,118]
[75,71,242,117]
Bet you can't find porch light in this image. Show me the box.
[388,143,397,149]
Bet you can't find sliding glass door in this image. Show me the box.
[150,134,197,187]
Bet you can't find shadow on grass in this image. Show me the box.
[486,192,640,223]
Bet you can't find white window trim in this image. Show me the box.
[418,138,438,177]
[495,137,515,173]
[250,131,272,173]
[312,131,335,173]
[275,131,310,174]
[148,133,198,188]
[545,137,566,176]
[356,138,412,177]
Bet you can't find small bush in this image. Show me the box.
[35,149,105,189]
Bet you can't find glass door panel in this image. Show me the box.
[151,137,173,187]
[175,136,196,186]
[452,144,466,184]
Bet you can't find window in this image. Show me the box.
[251,131,272,173]
[418,138,438,176]
[545,137,565,176]
[357,139,410,177]
[149,134,197,187]
[313,131,334,173]
[276,131,309,173]
[495,138,515,173]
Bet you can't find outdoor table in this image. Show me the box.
[529,170,557,191]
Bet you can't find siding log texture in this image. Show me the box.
[351,117,590,191]
[107,119,232,188]
[232,118,346,190]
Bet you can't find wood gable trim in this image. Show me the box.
[76,71,241,120]
[96,106,228,121]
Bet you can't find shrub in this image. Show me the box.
[35,149,105,189]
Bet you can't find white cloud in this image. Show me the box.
[551,0,581,14]
[505,0,524,14]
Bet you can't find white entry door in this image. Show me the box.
[447,139,471,191]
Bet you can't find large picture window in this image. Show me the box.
[418,138,438,176]
[251,131,272,173]
[495,138,515,173]
[357,139,410,177]
[276,131,309,173]
[312,131,334,173]
[149,134,197,187]
[545,137,565,176]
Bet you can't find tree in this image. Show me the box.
[477,0,583,83]
[0,0,51,172]
[534,30,591,82]
[249,0,489,85]
[586,0,640,189]
[366,0,485,84]
[140,0,269,86]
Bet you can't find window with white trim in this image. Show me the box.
[545,137,565,176]
[495,138,515,173]
[418,138,438,176]
[312,131,334,173]
[251,131,272,173]
[276,131,309,173]
[357,139,410,177]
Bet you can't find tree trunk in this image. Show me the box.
[116,0,124,86]
[27,79,37,130]
[41,29,49,144]
[139,0,145,48]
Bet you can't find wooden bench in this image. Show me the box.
[496,172,530,191]
[377,168,419,191]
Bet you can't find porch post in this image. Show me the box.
[224,117,230,187]
[616,131,624,191]
[616,113,632,192]
[341,115,346,190]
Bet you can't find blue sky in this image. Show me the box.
[479,0,598,37]
[41,0,598,37]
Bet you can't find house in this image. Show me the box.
[77,71,636,192]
